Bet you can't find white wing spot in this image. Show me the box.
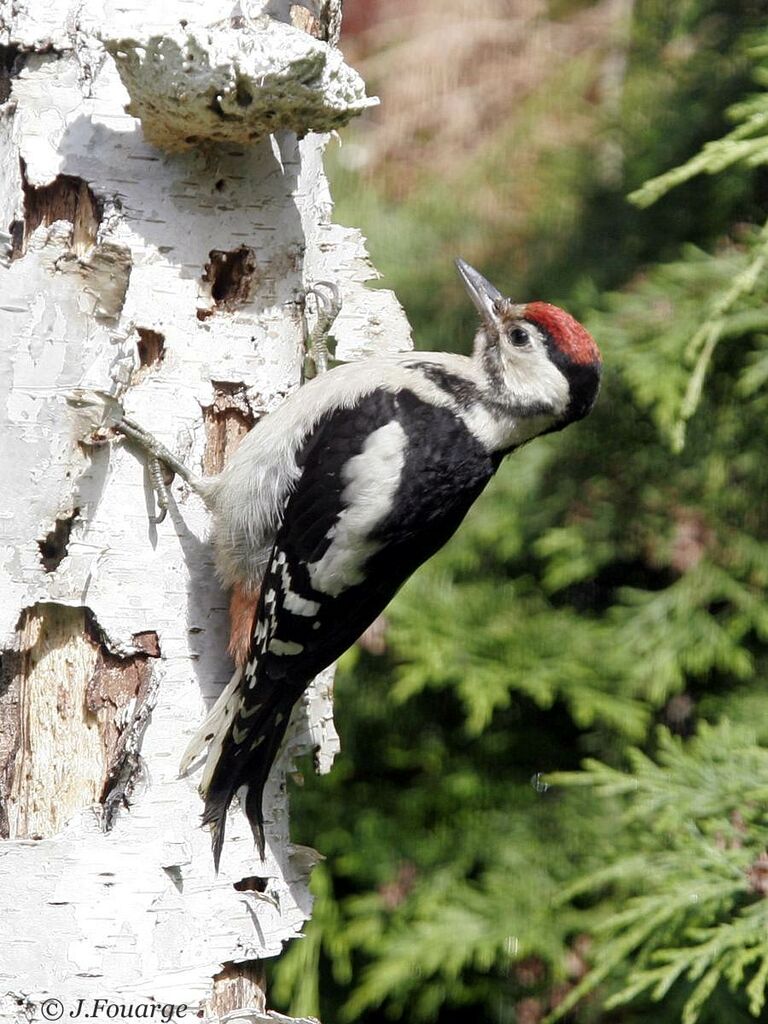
[233,723,249,745]
[239,702,263,720]
[269,639,304,655]
[283,590,320,616]
[250,734,265,751]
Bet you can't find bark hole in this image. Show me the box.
[8,218,23,258]
[233,875,268,893]
[18,159,102,257]
[234,78,253,107]
[203,382,256,474]
[203,245,258,308]
[0,44,26,104]
[38,508,79,572]
[134,327,166,378]
[163,864,184,892]
[208,94,238,122]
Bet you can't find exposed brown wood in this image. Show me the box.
[1,605,159,839]
[20,161,102,257]
[208,961,267,1018]
[131,630,161,657]
[291,0,342,44]
[290,4,323,38]
[0,645,22,839]
[202,381,256,475]
[7,605,105,838]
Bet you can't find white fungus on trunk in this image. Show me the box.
[0,0,411,1018]
[104,17,379,152]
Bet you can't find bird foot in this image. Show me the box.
[66,388,203,524]
[300,280,342,379]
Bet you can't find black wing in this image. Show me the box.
[204,387,498,864]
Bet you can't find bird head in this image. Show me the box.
[456,258,602,429]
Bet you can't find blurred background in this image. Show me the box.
[272,2,768,1022]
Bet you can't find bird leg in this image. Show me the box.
[66,389,206,523]
[113,414,201,489]
[113,413,208,523]
[301,280,342,379]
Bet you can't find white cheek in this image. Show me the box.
[501,346,569,415]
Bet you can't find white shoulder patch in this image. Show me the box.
[308,419,407,597]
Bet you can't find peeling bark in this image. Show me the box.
[86,624,159,808]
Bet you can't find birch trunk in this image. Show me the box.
[0,1,411,1019]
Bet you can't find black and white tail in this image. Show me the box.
[180,668,298,870]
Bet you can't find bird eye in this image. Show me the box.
[508,326,530,347]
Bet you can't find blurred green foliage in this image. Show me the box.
[271,3,768,1022]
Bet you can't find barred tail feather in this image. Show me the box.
[200,688,299,870]
[179,666,244,778]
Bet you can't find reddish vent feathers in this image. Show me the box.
[524,302,600,367]
[229,582,260,667]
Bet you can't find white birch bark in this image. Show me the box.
[0,1,411,1019]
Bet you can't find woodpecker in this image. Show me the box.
[110,259,602,868]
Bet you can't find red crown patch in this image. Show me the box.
[524,302,601,367]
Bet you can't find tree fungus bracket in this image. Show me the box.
[102,17,378,153]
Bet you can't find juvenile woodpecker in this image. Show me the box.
[124,260,602,867]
